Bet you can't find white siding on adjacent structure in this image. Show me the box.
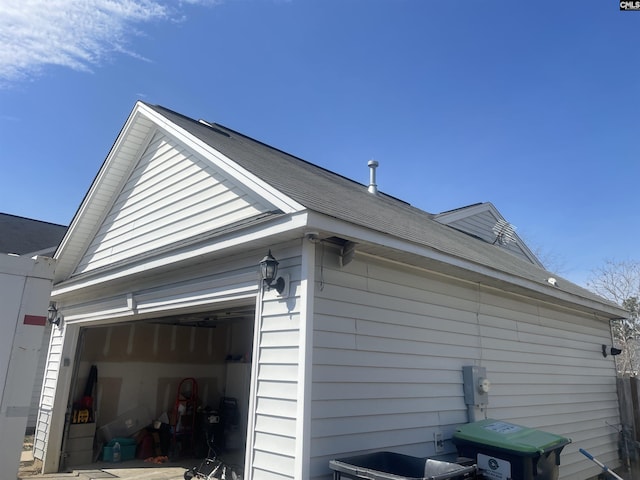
[309,246,618,480]
[248,247,303,480]
[27,323,52,431]
[74,131,274,275]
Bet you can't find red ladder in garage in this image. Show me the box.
[172,377,198,457]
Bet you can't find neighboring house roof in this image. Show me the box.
[0,213,67,256]
[53,102,625,319]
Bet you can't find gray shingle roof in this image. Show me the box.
[0,213,67,256]
[144,104,622,314]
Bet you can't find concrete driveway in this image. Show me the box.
[19,457,194,480]
[19,451,244,480]
[29,464,188,480]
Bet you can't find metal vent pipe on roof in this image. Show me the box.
[368,160,379,194]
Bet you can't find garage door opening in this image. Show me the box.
[62,304,255,476]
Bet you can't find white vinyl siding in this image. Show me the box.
[74,132,273,275]
[309,249,618,480]
[249,250,303,480]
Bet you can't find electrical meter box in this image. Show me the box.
[462,366,490,406]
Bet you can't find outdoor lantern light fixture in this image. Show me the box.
[260,250,285,294]
[47,303,60,326]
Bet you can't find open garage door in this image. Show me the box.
[62,303,255,474]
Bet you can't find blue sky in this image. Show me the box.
[0,0,638,287]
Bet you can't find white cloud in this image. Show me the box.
[179,0,224,5]
[0,0,190,87]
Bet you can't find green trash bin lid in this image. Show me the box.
[453,419,570,455]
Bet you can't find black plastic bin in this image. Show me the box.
[452,420,571,480]
[329,451,477,480]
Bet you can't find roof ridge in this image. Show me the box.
[0,212,67,228]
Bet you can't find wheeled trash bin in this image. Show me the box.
[452,419,570,480]
[329,451,477,480]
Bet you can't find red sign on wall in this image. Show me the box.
[23,315,46,326]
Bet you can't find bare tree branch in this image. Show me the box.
[587,260,639,376]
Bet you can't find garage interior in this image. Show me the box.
[63,304,256,473]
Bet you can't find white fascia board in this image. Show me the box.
[51,211,309,297]
[53,103,156,281]
[305,211,627,319]
[56,106,149,258]
[137,103,305,215]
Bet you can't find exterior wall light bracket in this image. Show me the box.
[260,250,286,295]
[47,303,60,326]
